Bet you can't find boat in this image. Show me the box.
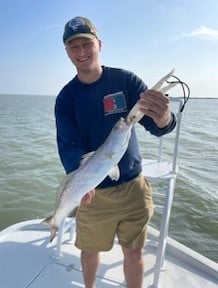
[0,98,217,288]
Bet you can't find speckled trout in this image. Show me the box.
[43,118,133,242]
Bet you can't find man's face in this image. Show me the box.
[65,37,101,73]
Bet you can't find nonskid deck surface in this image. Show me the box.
[0,220,217,288]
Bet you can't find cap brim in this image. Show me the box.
[64,33,96,44]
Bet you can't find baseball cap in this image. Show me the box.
[63,16,98,44]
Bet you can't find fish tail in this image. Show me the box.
[41,215,52,226]
[41,216,58,243]
[50,226,58,242]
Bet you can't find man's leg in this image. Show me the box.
[81,250,100,288]
[122,246,144,288]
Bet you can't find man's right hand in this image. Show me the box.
[80,189,96,205]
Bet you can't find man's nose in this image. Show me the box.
[77,46,86,56]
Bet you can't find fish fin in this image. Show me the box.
[80,151,95,166]
[108,165,120,181]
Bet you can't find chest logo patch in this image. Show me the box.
[103,91,127,115]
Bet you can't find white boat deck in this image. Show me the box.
[0,219,217,288]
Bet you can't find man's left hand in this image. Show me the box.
[138,89,171,128]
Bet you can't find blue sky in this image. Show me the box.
[0,0,218,98]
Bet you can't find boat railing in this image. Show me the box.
[142,97,184,288]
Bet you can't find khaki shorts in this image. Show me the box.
[75,174,153,251]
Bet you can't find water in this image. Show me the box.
[0,94,217,262]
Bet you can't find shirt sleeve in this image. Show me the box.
[55,92,86,174]
[139,112,176,137]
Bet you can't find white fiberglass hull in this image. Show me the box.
[0,218,217,288]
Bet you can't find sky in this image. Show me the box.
[0,0,218,98]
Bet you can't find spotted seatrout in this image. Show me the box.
[42,118,133,242]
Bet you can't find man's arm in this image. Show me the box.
[55,95,85,174]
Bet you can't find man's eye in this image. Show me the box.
[84,42,93,48]
[70,46,79,51]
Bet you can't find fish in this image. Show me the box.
[42,117,133,242]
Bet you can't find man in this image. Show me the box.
[55,16,176,288]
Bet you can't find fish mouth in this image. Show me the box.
[116,117,132,130]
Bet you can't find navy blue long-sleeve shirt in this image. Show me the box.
[55,66,176,188]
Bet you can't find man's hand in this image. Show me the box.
[80,189,96,205]
[138,89,171,128]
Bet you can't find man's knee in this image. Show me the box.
[122,247,144,262]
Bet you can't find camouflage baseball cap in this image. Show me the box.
[63,16,98,44]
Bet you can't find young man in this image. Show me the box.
[55,16,176,288]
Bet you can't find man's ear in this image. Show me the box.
[65,46,70,59]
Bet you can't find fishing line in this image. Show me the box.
[166,75,190,112]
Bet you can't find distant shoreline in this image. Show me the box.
[0,93,56,97]
[0,94,217,100]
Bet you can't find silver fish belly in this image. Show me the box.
[42,118,133,242]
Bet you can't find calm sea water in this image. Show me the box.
[0,94,217,262]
